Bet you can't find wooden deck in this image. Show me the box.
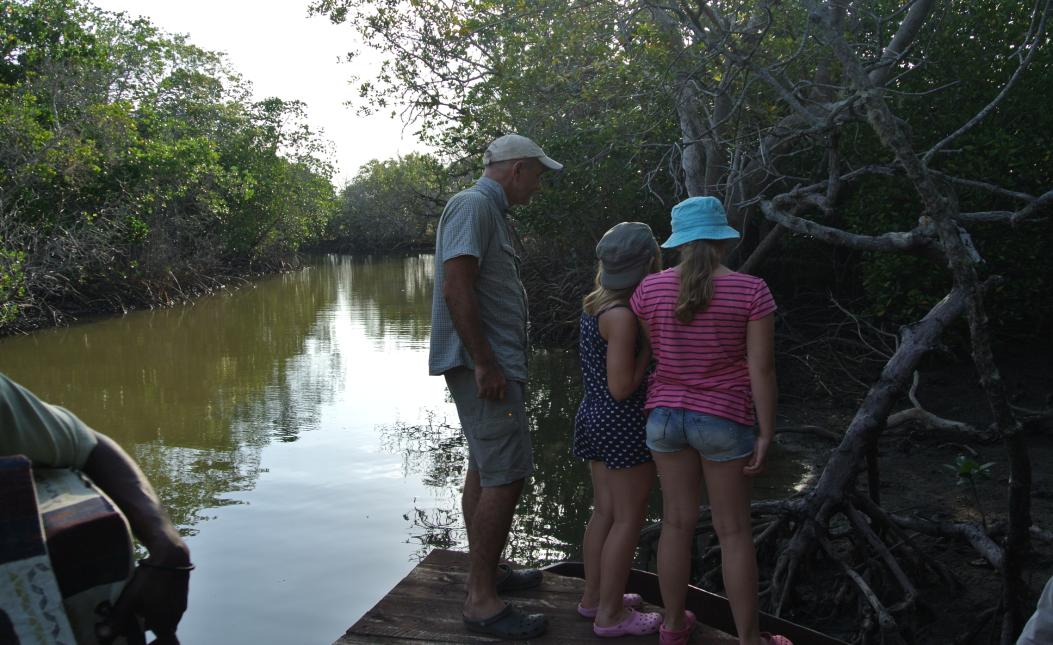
[335,549,845,644]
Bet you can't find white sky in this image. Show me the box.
[90,0,427,187]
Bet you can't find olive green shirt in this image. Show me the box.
[0,373,98,468]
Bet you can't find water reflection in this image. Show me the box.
[384,347,811,568]
[0,253,457,643]
[343,254,433,350]
[0,252,811,644]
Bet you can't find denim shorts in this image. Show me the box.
[645,407,755,462]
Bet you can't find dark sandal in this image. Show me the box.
[463,603,547,639]
[496,563,543,591]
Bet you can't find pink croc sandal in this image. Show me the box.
[577,593,644,618]
[659,610,696,645]
[762,634,793,645]
[592,608,663,637]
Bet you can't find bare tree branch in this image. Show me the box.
[923,0,1052,164]
[759,199,936,253]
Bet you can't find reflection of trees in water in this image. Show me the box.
[509,349,600,565]
[377,411,467,487]
[403,504,462,563]
[377,412,468,561]
[133,437,263,535]
[376,350,605,565]
[339,254,434,348]
[0,258,348,534]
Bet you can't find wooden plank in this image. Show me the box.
[336,549,735,644]
[545,561,847,645]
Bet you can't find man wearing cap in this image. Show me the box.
[429,134,561,639]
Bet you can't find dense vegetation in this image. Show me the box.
[311,2,1053,643]
[0,0,337,334]
[315,0,1052,345]
[321,153,449,253]
[4,0,1051,641]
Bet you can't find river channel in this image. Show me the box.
[0,254,810,645]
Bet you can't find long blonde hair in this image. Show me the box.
[582,253,662,316]
[675,239,728,323]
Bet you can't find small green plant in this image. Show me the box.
[944,454,995,531]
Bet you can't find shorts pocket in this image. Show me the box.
[476,399,524,440]
[645,407,671,448]
[686,413,754,460]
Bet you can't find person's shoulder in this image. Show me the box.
[445,189,499,226]
[447,187,492,210]
[598,304,635,321]
[598,304,638,335]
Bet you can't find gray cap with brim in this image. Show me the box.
[596,222,658,290]
[484,134,563,171]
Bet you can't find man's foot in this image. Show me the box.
[495,563,542,591]
[463,603,547,640]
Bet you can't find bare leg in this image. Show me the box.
[462,476,525,621]
[652,449,702,631]
[593,461,656,627]
[580,461,613,610]
[701,456,762,645]
[462,468,481,538]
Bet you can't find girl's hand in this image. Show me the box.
[743,435,772,476]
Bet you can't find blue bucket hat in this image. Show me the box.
[661,196,740,249]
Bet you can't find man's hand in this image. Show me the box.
[97,562,190,645]
[475,362,507,400]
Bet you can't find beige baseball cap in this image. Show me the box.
[483,134,563,171]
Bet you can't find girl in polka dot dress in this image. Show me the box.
[573,222,663,638]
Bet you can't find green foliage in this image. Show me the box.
[327,153,449,252]
[0,248,26,325]
[313,0,680,245]
[944,453,995,529]
[0,0,338,332]
[839,0,1053,330]
[315,0,1052,346]
[944,454,995,483]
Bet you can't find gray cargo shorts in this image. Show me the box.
[444,367,534,487]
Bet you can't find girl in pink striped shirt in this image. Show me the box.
[630,196,789,645]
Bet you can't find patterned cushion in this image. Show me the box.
[0,456,135,644]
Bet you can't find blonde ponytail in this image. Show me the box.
[675,240,726,323]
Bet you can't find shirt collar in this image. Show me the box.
[475,176,509,213]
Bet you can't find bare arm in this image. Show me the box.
[744,313,777,476]
[599,307,651,401]
[0,374,189,643]
[86,433,190,644]
[443,255,506,400]
[84,433,190,567]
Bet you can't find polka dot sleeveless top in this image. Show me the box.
[573,306,652,469]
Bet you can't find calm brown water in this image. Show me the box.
[0,254,811,644]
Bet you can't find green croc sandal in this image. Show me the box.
[463,603,547,640]
[496,563,543,591]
